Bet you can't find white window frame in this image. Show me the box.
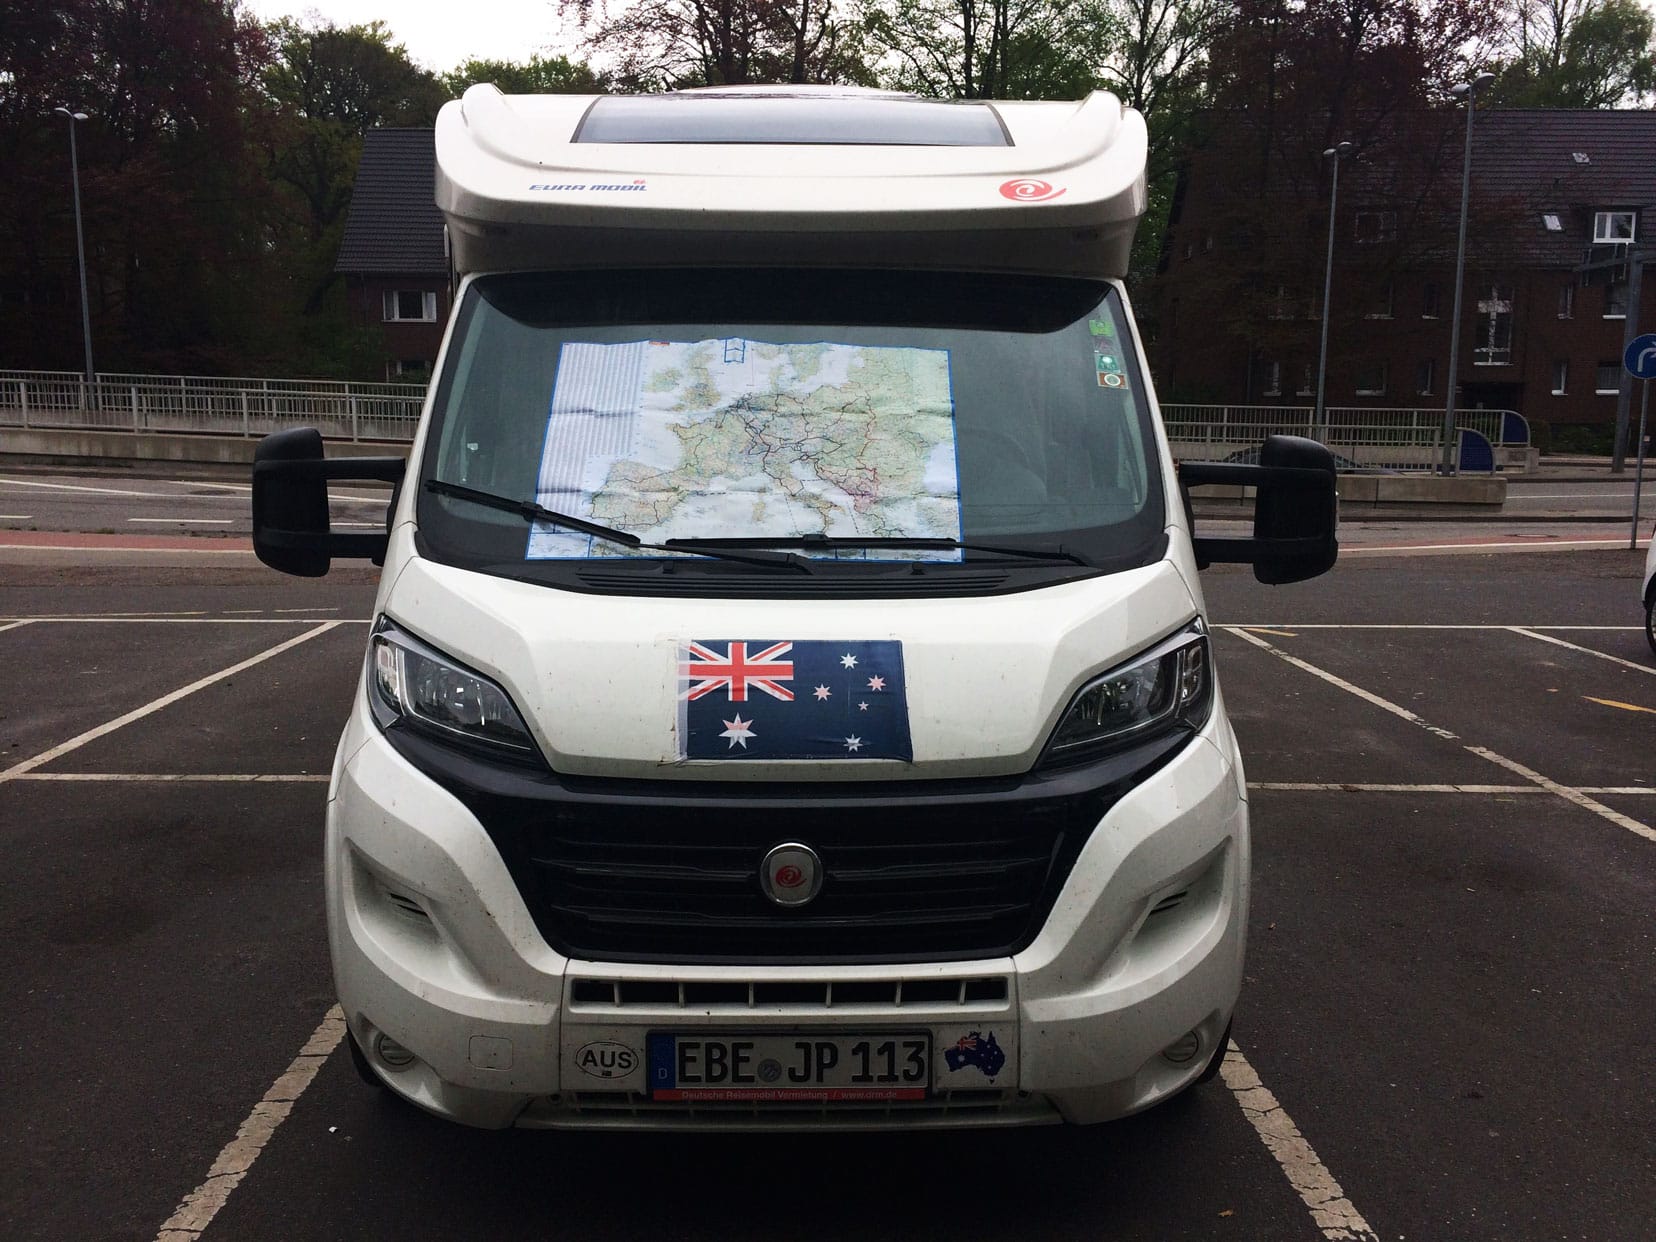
[1541,212,1563,233]
[1593,210,1636,244]
[1295,363,1314,397]
[1473,285,1514,365]
[1354,210,1398,244]
[383,290,438,323]
[1355,363,1388,396]
[1421,281,1440,319]
[1551,361,1567,396]
[1260,360,1283,397]
[1596,363,1622,395]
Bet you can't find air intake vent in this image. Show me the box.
[1147,889,1189,917]
[569,976,1011,1009]
[381,887,433,925]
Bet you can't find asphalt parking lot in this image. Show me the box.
[2,547,1652,1242]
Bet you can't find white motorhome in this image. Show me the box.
[253,85,1338,1129]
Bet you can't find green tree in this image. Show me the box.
[1495,0,1656,107]
[441,54,607,96]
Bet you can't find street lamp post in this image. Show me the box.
[1440,72,1496,474]
[54,106,95,396]
[1314,141,1354,434]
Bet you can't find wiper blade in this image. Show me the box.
[668,532,1092,567]
[425,479,811,572]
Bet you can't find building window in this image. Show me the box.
[1551,361,1568,395]
[1296,364,1314,397]
[1473,285,1514,365]
[1422,281,1440,318]
[1366,280,1395,319]
[383,290,438,322]
[1558,283,1574,319]
[1541,212,1563,232]
[1355,363,1388,396]
[1596,362,1622,395]
[1606,279,1628,318]
[1593,210,1636,244]
[1354,211,1398,243]
[1260,360,1283,397]
[1415,359,1435,395]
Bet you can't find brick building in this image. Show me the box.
[335,128,451,382]
[1151,109,1656,435]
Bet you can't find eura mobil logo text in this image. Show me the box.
[529,179,648,192]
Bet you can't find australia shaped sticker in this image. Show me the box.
[944,1030,1006,1080]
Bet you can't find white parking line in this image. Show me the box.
[0,514,33,519]
[1221,624,1642,631]
[1223,628,1655,844]
[0,623,338,783]
[0,619,34,634]
[1508,626,1656,675]
[10,772,330,782]
[154,1007,345,1241]
[127,518,233,525]
[1248,782,1654,795]
[1222,1044,1378,1241]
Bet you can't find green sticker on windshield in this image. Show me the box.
[1088,317,1114,337]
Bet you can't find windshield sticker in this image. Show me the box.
[527,339,961,560]
[1088,317,1114,337]
[678,639,913,761]
[1095,351,1126,389]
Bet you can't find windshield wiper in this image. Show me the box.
[425,480,812,572]
[664,532,1092,567]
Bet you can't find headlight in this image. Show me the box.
[368,619,538,758]
[1043,623,1212,764]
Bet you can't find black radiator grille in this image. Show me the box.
[386,725,1188,965]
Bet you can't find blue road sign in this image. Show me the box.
[1623,333,1656,379]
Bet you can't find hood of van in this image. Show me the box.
[380,557,1199,780]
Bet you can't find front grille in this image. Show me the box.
[568,975,1009,1009]
[388,725,1188,964]
[518,1090,1061,1130]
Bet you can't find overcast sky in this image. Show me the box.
[241,1,585,72]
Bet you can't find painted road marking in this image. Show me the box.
[0,620,34,634]
[1225,627,1461,741]
[0,623,338,783]
[1509,627,1656,675]
[9,773,330,782]
[154,1007,345,1241]
[1347,537,1649,554]
[1,477,196,499]
[1222,624,1643,631]
[0,514,33,519]
[0,541,253,555]
[1248,782,1654,795]
[1243,627,1298,637]
[1506,491,1637,499]
[1224,628,1656,844]
[127,517,233,525]
[1584,696,1656,715]
[0,616,359,624]
[1222,1044,1377,1241]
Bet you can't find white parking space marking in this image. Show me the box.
[1222,1044,1378,1241]
[127,518,233,525]
[1223,628,1656,844]
[0,477,201,500]
[1249,782,1653,795]
[0,513,32,519]
[154,1007,345,1242]
[0,616,361,623]
[0,622,338,783]
[1466,747,1656,844]
[0,620,34,634]
[11,772,331,783]
[1225,627,1460,741]
[1509,626,1656,675]
[1224,624,1642,631]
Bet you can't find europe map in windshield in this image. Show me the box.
[525,338,962,559]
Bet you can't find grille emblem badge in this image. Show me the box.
[760,842,823,908]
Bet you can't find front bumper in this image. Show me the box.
[326,695,1248,1129]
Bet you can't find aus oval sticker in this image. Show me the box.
[575,1041,640,1079]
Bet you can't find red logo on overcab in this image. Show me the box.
[773,864,806,888]
[999,178,1065,202]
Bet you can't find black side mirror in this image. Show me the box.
[251,428,407,577]
[1179,435,1338,584]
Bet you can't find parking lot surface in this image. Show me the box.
[1,545,1652,1242]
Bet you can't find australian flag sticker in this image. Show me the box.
[680,640,913,761]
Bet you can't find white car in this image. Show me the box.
[251,86,1338,1130]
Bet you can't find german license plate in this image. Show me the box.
[647,1032,931,1102]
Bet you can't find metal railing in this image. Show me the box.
[1160,404,1530,472]
[0,371,1533,474]
[0,369,427,442]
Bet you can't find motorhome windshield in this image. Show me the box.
[417,269,1166,591]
